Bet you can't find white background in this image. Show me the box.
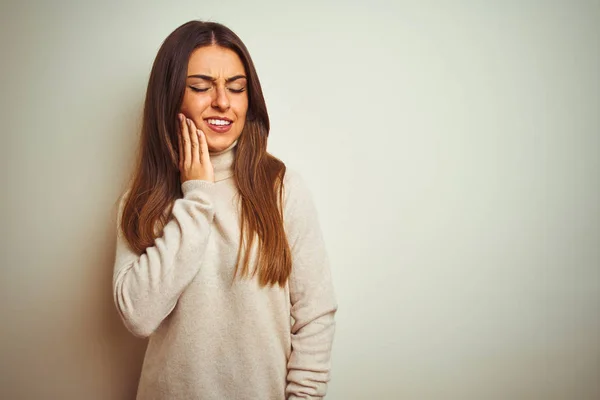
[1,1,599,399]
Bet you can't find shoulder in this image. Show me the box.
[114,186,132,229]
[283,167,302,187]
[283,168,313,205]
[281,168,325,246]
[116,186,132,214]
[281,167,321,223]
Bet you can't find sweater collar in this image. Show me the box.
[209,139,237,182]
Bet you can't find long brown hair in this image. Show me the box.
[118,21,291,287]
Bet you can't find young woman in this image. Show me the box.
[112,20,337,399]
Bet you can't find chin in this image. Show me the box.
[207,135,237,153]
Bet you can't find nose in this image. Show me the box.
[211,85,230,111]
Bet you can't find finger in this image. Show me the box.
[177,115,183,167]
[197,129,210,165]
[183,117,192,168]
[188,118,200,166]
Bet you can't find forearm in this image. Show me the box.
[113,180,215,338]
[286,307,337,399]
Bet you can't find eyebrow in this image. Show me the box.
[187,74,247,83]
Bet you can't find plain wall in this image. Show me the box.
[1,1,598,399]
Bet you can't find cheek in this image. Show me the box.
[181,92,211,115]
[234,98,249,120]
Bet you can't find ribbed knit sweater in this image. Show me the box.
[112,140,337,400]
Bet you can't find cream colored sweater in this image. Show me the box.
[112,141,337,400]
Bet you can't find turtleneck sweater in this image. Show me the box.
[112,140,337,400]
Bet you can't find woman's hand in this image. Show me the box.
[178,113,214,184]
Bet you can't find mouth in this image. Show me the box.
[204,117,233,134]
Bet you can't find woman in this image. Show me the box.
[112,20,337,400]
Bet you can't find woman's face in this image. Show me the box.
[180,45,249,152]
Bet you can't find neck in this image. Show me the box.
[209,140,237,181]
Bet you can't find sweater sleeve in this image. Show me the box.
[112,180,216,338]
[283,171,338,400]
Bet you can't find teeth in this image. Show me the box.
[207,119,231,126]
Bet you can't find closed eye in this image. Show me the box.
[188,86,246,93]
